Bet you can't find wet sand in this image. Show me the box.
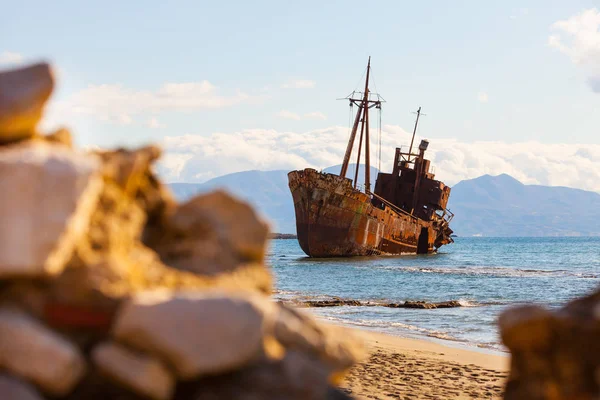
[340,330,509,400]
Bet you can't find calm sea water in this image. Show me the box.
[268,237,600,351]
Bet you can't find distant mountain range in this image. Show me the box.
[168,167,600,237]
[449,174,600,237]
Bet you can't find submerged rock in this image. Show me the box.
[0,143,102,278]
[0,63,54,143]
[303,299,363,307]
[396,300,463,309]
[295,298,464,309]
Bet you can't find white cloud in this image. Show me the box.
[549,8,600,92]
[147,116,165,129]
[157,125,600,194]
[281,79,316,89]
[477,92,489,103]
[44,81,257,126]
[304,111,327,120]
[276,110,327,121]
[0,52,24,66]
[118,114,133,125]
[276,110,301,120]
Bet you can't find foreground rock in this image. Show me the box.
[274,304,365,377]
[0,143,102,278]
[0,62,363,400]
[189,350,354,400]
[0,63,53,143]
[0,374,44,400]
[0,308,86,396]
[499,289,600,399]
[92,341,174,400]
[113,291,271,379]
[147,190,272,292]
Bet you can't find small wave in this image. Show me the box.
[457,299,479,307]
[378,265,598,279]
[319,315,507,351]
[320,315,462,341]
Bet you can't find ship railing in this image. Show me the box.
[366,189,418,220]
[437,208,454,224]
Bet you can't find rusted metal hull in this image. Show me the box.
[288,169,450,257]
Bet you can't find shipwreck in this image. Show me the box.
[288,58,454,257]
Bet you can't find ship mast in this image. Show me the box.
[339,57,382,193]
[407,106,422,162]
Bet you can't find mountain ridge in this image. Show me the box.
[168,168,600,237]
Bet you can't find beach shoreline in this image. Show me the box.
[339,327,509,400]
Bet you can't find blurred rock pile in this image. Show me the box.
[499,289,600,400]
[0,62,364,400]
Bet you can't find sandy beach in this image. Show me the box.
[340,330,509,400]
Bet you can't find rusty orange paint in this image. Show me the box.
[288,168,451,257]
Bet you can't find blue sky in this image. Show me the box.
[2,1,600,190]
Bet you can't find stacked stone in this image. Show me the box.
[0,63,364,400]
[499,290,600,399]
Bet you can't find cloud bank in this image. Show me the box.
[45,81,257,126]
[0,51,24,66]
[157,125,600,193]
[276,110,327,121]
[276,110,301,120]
[549,8,600,93]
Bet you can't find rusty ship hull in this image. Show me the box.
[288,168,442,257]
[288,58,453,258]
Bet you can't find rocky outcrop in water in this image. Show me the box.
[293,297,465,309]
[0,62,364,400]
[499,289,600,399]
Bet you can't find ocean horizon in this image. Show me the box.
[269,236,600,352]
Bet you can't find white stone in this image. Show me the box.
[0,63,54,142]
[0,143,102,278]
[113,290,271,379]
[0,308,86,396]
[92,342,174,400]
[0,374,44,400]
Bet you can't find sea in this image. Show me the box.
[268,237,600,353]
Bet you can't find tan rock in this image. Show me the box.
[0,308,86,396]
[191,350,352,400]
[273,304,365,374]
[92,341,174,400]
[0,143,103,278]
[40,127,73,148]
[148,190,270,278]
[94,145,174,219]
[501,289,600,400]
[499,304,554,350]
[0,63,54,143]
[0,374,44,400]
[113,290,272,379]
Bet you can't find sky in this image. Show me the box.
[2,0,600,191]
